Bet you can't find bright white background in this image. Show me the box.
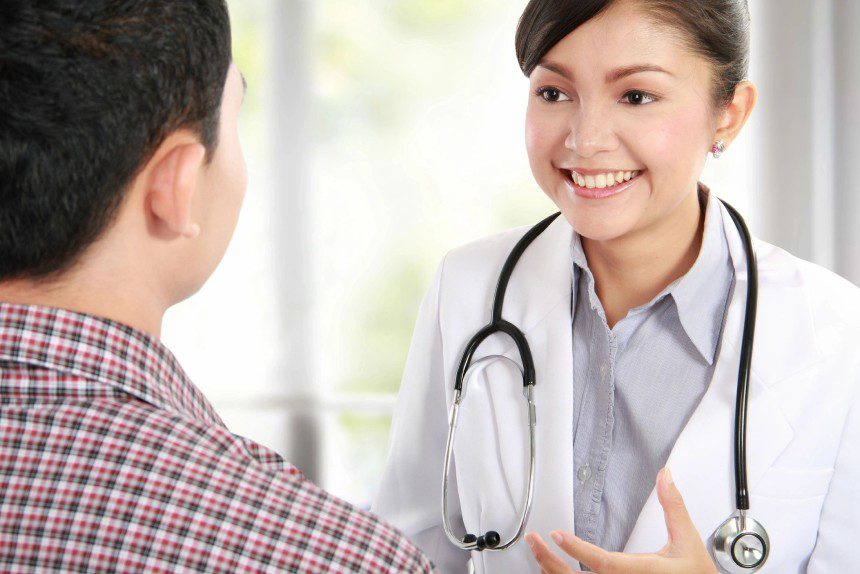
[162,0,859,508]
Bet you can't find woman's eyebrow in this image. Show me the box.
[536,60,574,79]
[606,64,674,83]
[536,60,674,83]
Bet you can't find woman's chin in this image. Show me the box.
[552,186,647,242]
[555,197,636,241]
[566,216,635,243]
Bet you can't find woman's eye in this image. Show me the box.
[536,87,570,103]
[621,90,657,106]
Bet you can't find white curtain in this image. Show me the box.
[751,0,859,284]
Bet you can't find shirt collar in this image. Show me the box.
[670,184,733,364]
[0,302,223,424]
[571,182,733,364]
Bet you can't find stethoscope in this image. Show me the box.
[441,199,770,573]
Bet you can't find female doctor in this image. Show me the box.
[372,0,860,572]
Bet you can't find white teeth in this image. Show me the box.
[572,169,640,188]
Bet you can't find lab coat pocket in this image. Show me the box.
[747,468,833,572]
[751,466,834,500]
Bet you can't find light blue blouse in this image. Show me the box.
[569,185,734,558]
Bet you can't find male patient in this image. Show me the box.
[0,1,432,572]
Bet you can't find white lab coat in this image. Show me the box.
[372,199,860,573]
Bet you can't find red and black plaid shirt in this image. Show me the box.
[0,303,434,573]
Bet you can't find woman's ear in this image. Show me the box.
[715,80,758,149]
[145,134,207,239]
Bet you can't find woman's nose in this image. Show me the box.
[564,107,618,157]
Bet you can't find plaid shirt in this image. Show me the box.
[0,303,434,573]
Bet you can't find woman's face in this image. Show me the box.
[525,0,719,242]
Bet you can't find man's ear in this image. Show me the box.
[146,133,207,239]
[715,80,757,149]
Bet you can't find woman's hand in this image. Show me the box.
[525,467,718,573]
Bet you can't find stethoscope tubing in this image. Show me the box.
[721,201,758,511]
[442,357,537,551]
[442,198,765,571]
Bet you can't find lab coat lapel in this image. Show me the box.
[624,200,819,554]
[471,214,579,562]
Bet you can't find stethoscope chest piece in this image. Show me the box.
[712,511,769,573]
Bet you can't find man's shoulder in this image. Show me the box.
[137,403,435,572]
[1,396,434,572]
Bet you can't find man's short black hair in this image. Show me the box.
[0,0,232,281]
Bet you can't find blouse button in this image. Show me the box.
[577,463,592,483]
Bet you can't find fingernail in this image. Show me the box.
[551,531,564,545]
[525,533,536,550]
[664,466,674,486]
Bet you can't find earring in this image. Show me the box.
[711,139,726,158]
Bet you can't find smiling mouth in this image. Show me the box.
[561,168,644,199]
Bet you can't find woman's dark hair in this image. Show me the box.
[0,0,232,281]
[516,0,750,109]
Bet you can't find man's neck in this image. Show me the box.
[582,188,705,329]
[0,272,168,338]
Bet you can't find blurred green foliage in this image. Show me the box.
[314,0,495,137]
[336,412,394,505]
[392,0,477,30]
[313,2,497,396]
[339,257,431,394]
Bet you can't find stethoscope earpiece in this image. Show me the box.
[460,531,501,552]
[478,531,501,550]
